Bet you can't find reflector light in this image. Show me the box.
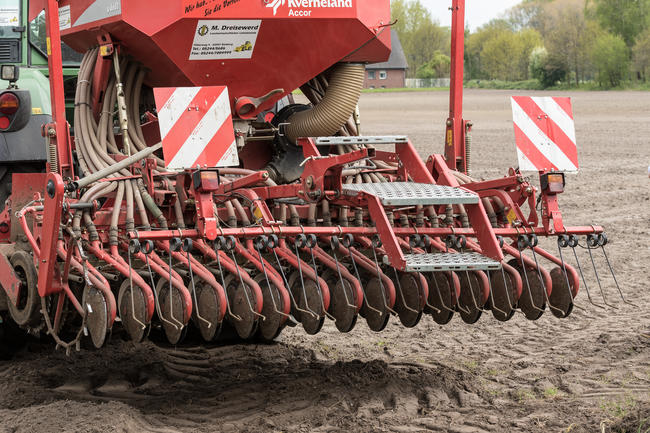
[0,93,19,115]
[0,115,9,129]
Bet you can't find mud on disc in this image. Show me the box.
[85,287,108,349]
[427,272,455,325]
[489,271,517,322]
[361,276,390,332]
[457,271,483,324]
[118,279,148,343]
[156,278,187,345]
[254,273,286,342]
[394,273,424,328]
[193,281,222,342]
[549,267,574,319]
[225,275,259,340]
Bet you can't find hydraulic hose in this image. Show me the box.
[285,63,365,143]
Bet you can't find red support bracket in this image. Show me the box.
[0,252,21,306]
[37,173,65,297]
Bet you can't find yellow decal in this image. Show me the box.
[446,130,453,146]
[32,107,43,115]
[506,209,517,225]
[253,206,263,221]
[46,37,51,55]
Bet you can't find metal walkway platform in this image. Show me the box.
[342,182,479,206]
[386,252,502,272]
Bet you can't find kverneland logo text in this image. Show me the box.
[266,0,352,16]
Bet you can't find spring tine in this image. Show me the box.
[293,243,320,319]
[229,248,266,321]
[346,244,383,315]
[570,244,606,310]
[255,241,290,319]
[331,239,356,310]
[499,267,516,311]
[214,251,241,321]
[586,243,618,309]
[600,245,636,307]
[392,267,419,314]
[463,270,485,312]
[167,248,185,329]
[127,246,146,330]
[309,245,335,321]
[144,253,179,330]
[186,248,213,328]
[370,244,397,314]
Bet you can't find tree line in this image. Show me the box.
[392,0,650,88]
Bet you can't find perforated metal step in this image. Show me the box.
[342,182,479,206]
[384,252,502,272]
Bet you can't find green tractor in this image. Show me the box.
[0,0,80,355]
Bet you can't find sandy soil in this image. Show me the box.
[1,89,649,433]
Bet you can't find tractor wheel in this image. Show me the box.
[7,251,42,329]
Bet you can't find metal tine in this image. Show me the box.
[292,235,321,320]
[499,267,517,312]
[516,235,545,314]
[527,235,568,316]
[462,269,486,312]
[166,240,185,330]
[305,234,335,321]
[254,235,290,319]
[568,235,607,310]
[127,240,147,330]
[213,236,241,321]
[330,236,358,310]
[392,266,420,314]
[369,235,398,315]
[596,234,636,307]
[430,272,455,314]
[141,239,180,330]
[180,237,213,328]
[585,235,618,309]
[226,236,266,321]
[442,235,472,315]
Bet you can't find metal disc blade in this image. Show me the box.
[157,280,186,345]
[427,272,455,325]
[549,267,574,319]
[292,278,324,335]
[194,283,222,342]
[457,272,483,324]
[518,268,547,321]
[86,287,108,349]
[362,277,390,332]
[394,273,424,328]
[255,274,285,342]
[118,280,148,343]
[489,271,517,322]
[329,278,358,333]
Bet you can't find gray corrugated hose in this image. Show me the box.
[285,63,365,143]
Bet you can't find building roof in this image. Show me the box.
[367,29,409,70]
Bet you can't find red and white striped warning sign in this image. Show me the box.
[511,96,578,172]
[154,86,239,170]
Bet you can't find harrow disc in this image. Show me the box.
[84,287,108,349]
[426,272,457,325]
[254,274,286,341]
[457,271,483,324]
[225,275,259,340]
[156,279,187,345]
[361,276,390,332]
[394,273,424,328]
[289,272,324,335]
[549,267,574,319]
[328,277,358,333]
[193,281,222,342]
[7,251,42,329]
[118,279,148,343]
[489,271,517,322]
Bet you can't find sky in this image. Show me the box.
[423,0,523,31]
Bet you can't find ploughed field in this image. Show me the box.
[0,89,648,433]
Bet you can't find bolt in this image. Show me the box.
[47,128,56,138]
